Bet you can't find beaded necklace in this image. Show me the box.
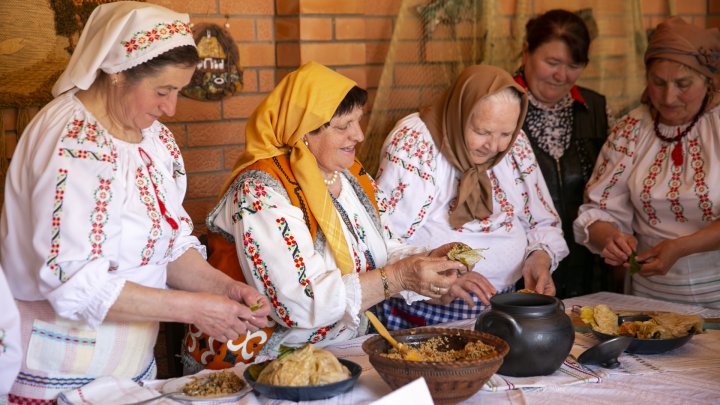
[652,97,706,166]
[324,171,339,186]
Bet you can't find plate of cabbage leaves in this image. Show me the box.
[580,304,703,354]
[243,344,361,401]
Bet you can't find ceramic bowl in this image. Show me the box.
[243,358,361,401]
[578,335,633,368]
[362,327,508,404]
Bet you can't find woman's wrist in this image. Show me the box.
[378,267,390,299]
[384,262,404,295]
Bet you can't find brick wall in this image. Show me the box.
[1,0,718,233]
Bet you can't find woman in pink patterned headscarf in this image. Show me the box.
[575,17,720,308]
[0,2,268,402]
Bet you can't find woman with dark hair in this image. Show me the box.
[183,62,465,371]
[0,2,269,401]
[514,9,613,298]
[575,17,720,308]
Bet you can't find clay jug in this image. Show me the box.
[475,292,574,376]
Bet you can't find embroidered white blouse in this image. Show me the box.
[0,91,203,328]
[0,265,21,395]
[574,104,720,308]
[208,170,425,349]
[376,113,569,292]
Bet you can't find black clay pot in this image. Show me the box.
[475,293,574,377]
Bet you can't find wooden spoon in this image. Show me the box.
[365,311,423,361]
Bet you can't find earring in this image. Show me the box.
[111,76,118,86]
[303,137,309,147]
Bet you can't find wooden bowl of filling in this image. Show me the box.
[362,327,508,404]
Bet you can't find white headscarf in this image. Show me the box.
[52,1,195,97]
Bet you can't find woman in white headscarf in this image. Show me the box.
[0,2,268,401]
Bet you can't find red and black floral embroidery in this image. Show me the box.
[46,169,68,281]
[88,177,112,259]
[121,20,191,57]
[243,230,294,327]
[135,167,162,265]
[276,217,313,299]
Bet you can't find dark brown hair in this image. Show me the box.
[310,86,368,133]
[525,9,591,65]
[122,45,200,84]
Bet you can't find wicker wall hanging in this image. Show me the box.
[0,0,135,184]
[181,23,243,101]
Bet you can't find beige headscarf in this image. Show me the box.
[222,61,357,275]
[419,64,528,229]
[52,1,194,97]
[643,16,720,102]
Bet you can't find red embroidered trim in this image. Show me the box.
[138,147,179,230]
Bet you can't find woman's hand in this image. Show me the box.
[589,222,638,266]
[388,254,465,299]
[184,292,260,343]
[225,281,271,329]
[633,239,682,277]
[521,250,555,296]
[435,271,496,306]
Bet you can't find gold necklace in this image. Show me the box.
[324,171,339,186]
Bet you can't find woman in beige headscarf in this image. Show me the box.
[0,2,268,401]
[376,64,569,330]
[574,17,720,308]
[183,61,465,371]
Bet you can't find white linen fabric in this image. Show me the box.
[377,113,568,293]
[52,1,194,97]
[0,265,21,396]
[574,104,720,308]
[208,169,426,352]
[0,90,202,401]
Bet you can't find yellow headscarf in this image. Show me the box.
[221,61,357,275]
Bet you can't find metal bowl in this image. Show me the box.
[592,315,694,355]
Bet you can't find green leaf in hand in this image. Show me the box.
[447,243,487,266]
[249,300,263,311]
[628,252,645,275]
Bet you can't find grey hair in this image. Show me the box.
[480,87,523,107]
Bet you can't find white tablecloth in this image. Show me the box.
[57,293,720,405]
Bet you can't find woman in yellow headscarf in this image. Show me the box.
[184,62,465,370]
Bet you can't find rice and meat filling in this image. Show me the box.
[182,370,245,397]
[382,335,497,362]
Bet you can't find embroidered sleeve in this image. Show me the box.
[154,124,205,260]
[219,175,361,344]
[508,132,568,270]
[32,114,127,326]
[376,115,438,242]
[574,113,640,250]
